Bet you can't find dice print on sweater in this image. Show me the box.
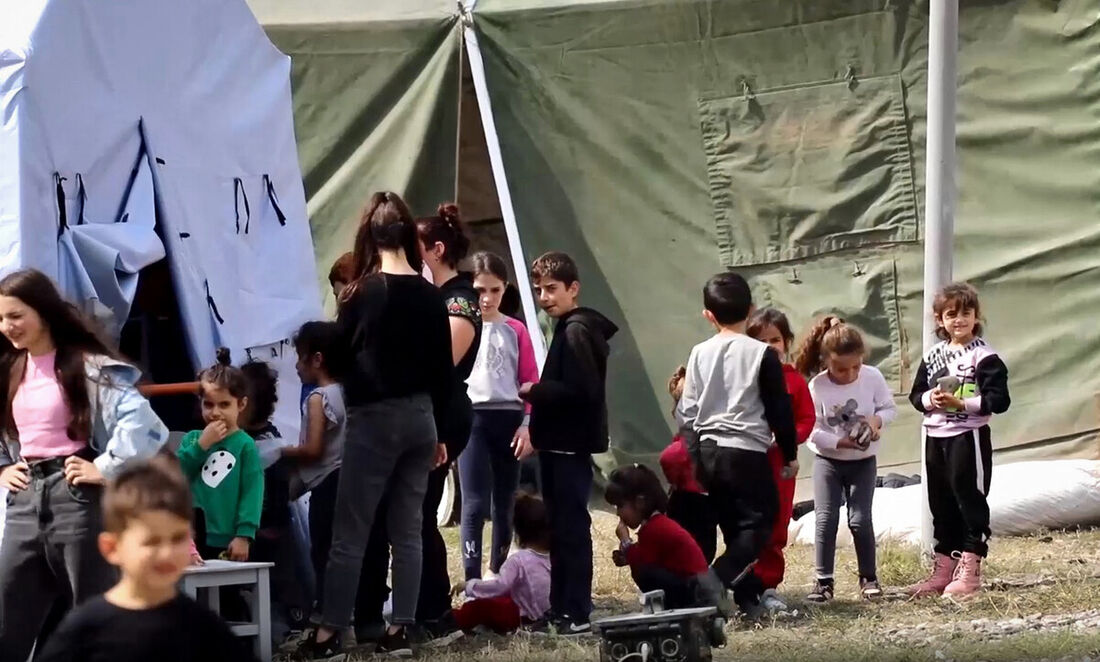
[201,450,236,488]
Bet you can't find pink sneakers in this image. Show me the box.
[943,552,983,599]
[907,552,958,598]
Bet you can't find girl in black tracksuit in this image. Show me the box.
[907,283,1010,600]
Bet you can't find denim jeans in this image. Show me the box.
[0,461,117,662]
[320,397,436,629]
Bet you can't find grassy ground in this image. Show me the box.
[304,512,1100,661]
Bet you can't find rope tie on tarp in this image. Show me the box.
[234,178,251,234]
[204,279,225,325]
[262,174,287,226]
[54,173,68,238]
[75,174,88,225]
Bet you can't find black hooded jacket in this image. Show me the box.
[526,307,618,454]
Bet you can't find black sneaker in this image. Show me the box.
[294,629,345,660]
[806,579,835,604]
[548,615,592,637]
[860,577,883,600]
[376,627,414,658]
[354,621,386,645]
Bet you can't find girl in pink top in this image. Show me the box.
[0,269,168,660]
[459,252,540,580]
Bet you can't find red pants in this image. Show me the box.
[452,596,522,633]
[756,445,796,589]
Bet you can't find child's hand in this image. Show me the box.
[199,421,229,450]
[227,537,251,562]
[867,415,882,441]
[941,393,965,410]
[518,383,534,400]
[616,520,631,544]
[511,426,535,460]
[780,459,799,480]
[450,581,467,598]
[433,443,449,470]
[612,549,628,567]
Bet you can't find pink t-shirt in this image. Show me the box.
[12,351,85,459]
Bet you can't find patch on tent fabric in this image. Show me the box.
[751,257,905,390]
[698,74,918,267]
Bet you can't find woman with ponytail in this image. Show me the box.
[796,316,896,604]
[414,203,483,626]
[299,192,454,659]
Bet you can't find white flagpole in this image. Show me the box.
[920,0,959,557]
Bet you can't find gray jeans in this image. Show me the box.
[321,397,437,629]
[0,463,118,662]
[813,455,877,581]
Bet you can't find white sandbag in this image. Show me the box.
[789,459,1100,547]
[988,459,1100,535]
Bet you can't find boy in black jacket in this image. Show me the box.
[519,251,617,635]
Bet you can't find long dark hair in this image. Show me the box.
[240,359,278,431]
[470,251,509,283]
[416,203,470,270]
[344,192,422,301]
[0,269,116,442]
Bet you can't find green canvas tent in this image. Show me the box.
[248,0,1100,489]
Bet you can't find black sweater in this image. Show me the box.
[526,307,618,454]
[336,273,454,432]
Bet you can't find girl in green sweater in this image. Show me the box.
[177,348,264,562]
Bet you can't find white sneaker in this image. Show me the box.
[760,589,788,613]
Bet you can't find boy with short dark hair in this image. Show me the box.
[519,251,617,635]
[37,456,253,662]
[676,272,799,617]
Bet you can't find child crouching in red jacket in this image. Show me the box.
[747,308,816,612]
[607,465,724,611]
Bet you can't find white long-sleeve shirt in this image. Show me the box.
[807,365,897,461]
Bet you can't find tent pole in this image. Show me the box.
[462,10,547,368]
[920,0,958,558]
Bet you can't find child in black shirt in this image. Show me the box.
[520,251,617,635]
[37,456,251,662]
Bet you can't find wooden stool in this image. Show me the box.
[181,560,274,661]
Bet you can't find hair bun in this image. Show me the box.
[215,347,232,366]
[437,203,461,228]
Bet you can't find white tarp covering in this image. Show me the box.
[0,0,322,439]
[789,459,1100,547]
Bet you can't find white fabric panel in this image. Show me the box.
[0,0,322,371]
[56,152,164,338]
